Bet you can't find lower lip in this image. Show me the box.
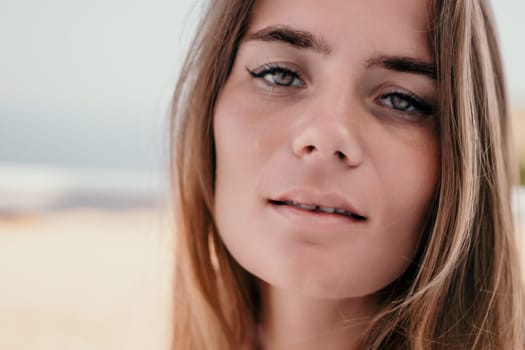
[269,202,365,230]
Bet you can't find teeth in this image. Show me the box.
[281,201,365,220]
[318,206,335,214]
[334,208,347,215]
[290,201,337,214]
[297,203,317,210]
[280,200,363,219]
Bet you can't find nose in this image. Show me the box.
[291,100,364,167]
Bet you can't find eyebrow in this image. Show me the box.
[244,25,332,55]
[244,25,436,80]
[366,55,437,80]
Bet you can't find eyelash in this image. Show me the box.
[246,63,436,116]
[246,63,304,88]
[378,91,436,116]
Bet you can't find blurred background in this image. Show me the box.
[0,0,524,349]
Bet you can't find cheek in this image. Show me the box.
[213,82,285,169]
[380,130,439,219]
[212,84,283,274]
[372,128,439,253]
[345,126,439,292]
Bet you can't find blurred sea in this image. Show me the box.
[0,163,165,214]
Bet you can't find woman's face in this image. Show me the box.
[213,0,439,298]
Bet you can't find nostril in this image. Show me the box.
[305,145,316,153]
[335,150,347,160]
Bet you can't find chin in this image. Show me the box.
[251,258,375,299]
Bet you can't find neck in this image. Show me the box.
[257,282,378,350]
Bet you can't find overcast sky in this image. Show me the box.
[1,0,524,170]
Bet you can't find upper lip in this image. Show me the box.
[269,188,367,219]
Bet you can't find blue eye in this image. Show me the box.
[378,92,435,115]
[246,64,304,88]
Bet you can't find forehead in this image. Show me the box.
[248,0,432,61]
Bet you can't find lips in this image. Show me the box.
[268,189,367,221]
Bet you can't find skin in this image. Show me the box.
[213,0,439,348]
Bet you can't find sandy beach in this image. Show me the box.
[0,208,173,350]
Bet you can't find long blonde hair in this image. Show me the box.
[169,0,525,348]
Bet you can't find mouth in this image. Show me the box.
[268,199,367,222]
